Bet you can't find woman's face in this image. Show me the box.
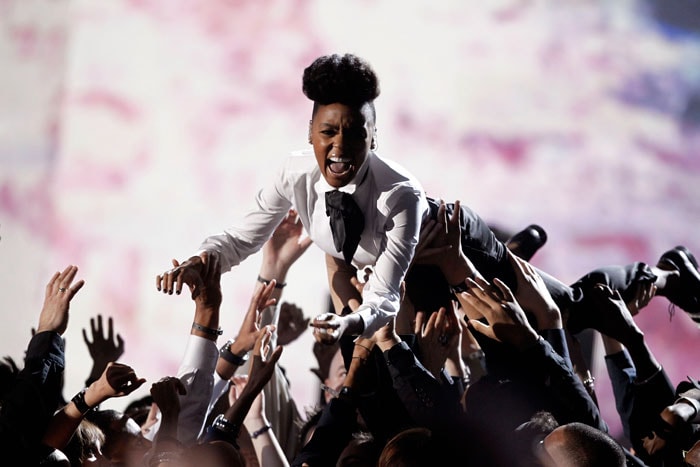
[323,347,347,404]
[310,102,375,189]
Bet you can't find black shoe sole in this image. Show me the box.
[675,245,699,270]
[658,247,700,318]
[506,224,547,261]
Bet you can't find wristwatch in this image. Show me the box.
[219,339,249,366]
[213,414,240,434]
[71,388,95,415]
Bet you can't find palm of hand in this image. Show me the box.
[486,302,534,346]
[588,284,641,344]
[84,315,124,363]
[264,210,311,266]
[414,201,462,266]
[277,302,309,346]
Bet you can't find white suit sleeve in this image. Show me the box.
[197,165,293,273]
[356,187,427,337]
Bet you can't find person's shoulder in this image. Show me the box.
[369,152,423,191]
[279,149,320,178]
[283,149,315,167]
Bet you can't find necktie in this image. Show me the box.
[325,190,364,266]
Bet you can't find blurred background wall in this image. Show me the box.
[2,0,699,445]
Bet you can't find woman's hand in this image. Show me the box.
[156,253,207,297]
[37,265,85,335]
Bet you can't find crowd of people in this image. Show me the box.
[2,52,699,466]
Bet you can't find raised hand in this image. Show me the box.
[188,251,223,309]
[37,265,86,335]
[586,283,643,346]
[92,362,146,402]
[156,253,207,297]
[83,314,125,386]
[414,200,457,261]
[506,249,562,330]
[461,277,540,351]
[413,200,466,281]
[245,326,284,397]
[231,280,278,355]
[414,306,460,378]
[262,209,313,273]
[276,302,309,346]
[149,375,186,440]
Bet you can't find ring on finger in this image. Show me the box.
[58,287,67,293]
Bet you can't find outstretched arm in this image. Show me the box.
[202,327,283,447]
[42,362,145,450]
[413,199,480,287]
[312,190,426,345]
[257,208,312,345]
[1,266,84,453]
[460,276,606,431]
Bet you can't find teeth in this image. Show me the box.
[329,157,350,163]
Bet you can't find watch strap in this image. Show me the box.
[71,388,94,415]
[219,339,249,366]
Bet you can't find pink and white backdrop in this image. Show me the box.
[2,0,699,445]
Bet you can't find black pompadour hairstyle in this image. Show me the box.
[302,53,380,112]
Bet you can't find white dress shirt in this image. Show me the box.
[198,149,429,337]
[143,335,219,444]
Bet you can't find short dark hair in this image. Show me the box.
[302,53,380,118]
[560,422,627,467]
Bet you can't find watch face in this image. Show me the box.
[214,414,235,432]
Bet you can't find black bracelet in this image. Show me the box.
[192,322,223,336]
[219,339,249,366]
[257,275,286,289]
[71,388,94,415]
[251,424,272,439]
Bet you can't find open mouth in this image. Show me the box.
[327,157,353,176]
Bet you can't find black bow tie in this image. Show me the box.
[325,190,364,266]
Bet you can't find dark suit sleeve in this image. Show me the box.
[521,337,608,432]
[291,396,357,467]
[382,341,463,430]
[0,331,66,452]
